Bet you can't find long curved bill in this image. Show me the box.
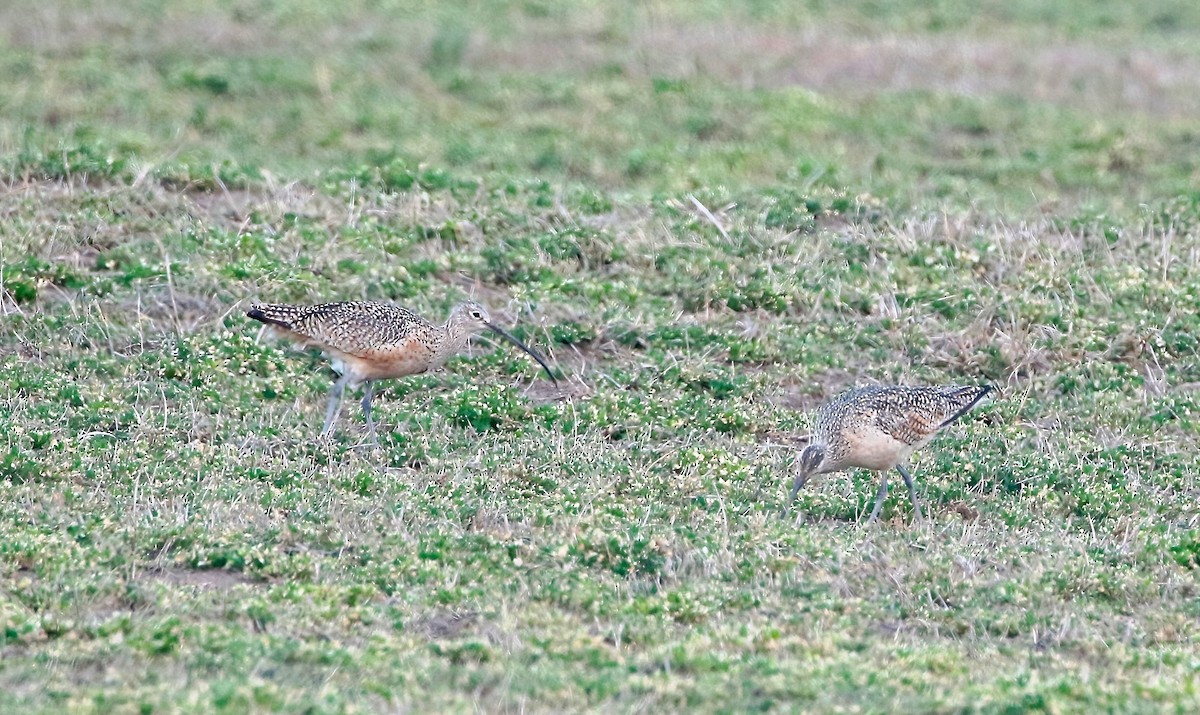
[485,322,558,386]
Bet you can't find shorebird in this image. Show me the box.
[782,384,992,523]
[247,300,556,442]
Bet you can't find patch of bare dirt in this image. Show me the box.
[139,567,255,590]
[410,610,479,640]
[757,429,812,448]
[182,187,263,226]
[945,501,981,521]
[0,338,43,361]
[522,376,591,405]
[770,368,861,409]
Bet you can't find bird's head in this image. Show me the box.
[798,442,826,476]
[782,440,828,517]
[447,301,557,385]
[448,301,491,335]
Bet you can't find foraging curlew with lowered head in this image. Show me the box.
[247,300,556,443]
[783,384,992,523]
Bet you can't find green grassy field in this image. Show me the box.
[1,1,1199,712]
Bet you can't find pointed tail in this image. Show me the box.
[939,385,993,428]
[246,304,307,329]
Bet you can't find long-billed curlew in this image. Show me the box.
[782,384,992,523]
[247,300,556,442]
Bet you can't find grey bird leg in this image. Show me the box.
[781,471,810,518]
[360,380,379,446]
[321,373,351,437]
[868,473,889,522]
[896,464,924,523]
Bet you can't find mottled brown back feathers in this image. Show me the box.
[247,301,436,357]
[786,384,992,520]
[817,384,992,453]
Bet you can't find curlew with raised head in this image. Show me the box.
[783,384,992,523]
[247,300,556,442]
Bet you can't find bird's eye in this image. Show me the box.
[470,310,483,319]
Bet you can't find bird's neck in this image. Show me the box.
[429,322,471,367]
